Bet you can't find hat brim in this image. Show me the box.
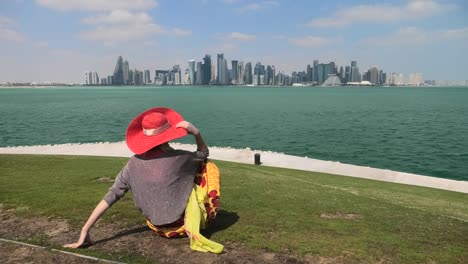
[126,107,188,154]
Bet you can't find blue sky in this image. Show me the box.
[0,0,467,83]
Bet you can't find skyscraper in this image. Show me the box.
[323,62,335,82]
[173,65,181,85]
[144,70,151,84]
[266,65,273,85]
[244,62,252,84]
[92,72,99,85]
[271,66,276,85]
[350,61,361,82]
[215,54,229,85]
[128,70,134,85]
[196,61,203,85]
[368,67,379,85]
[380,71,386,85]
[306,64,312,82]
[313,59,319,83]
[123,61,130,85]
[345,66,351,83]
[112,56,124,85]
[339,66,344,82]
[238,62,244,85]
[202,55,211,85]
[244,62,253,84]
[85,71,91,85]
[188,60,196,85]
[221,58,228,85]
[211,64,216,84]
[231,60,238,84]
[134,70,143,85]
[316,64,324,84]
[217,54,223,84]
[254,62,264,85]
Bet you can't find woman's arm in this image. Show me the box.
[176,121,208,152]
[63,200,110,248]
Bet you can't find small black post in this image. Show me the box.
[254,153,261,165]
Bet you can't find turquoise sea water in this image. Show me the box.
[1,86,467,181]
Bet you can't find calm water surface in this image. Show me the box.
[1,86,467,181]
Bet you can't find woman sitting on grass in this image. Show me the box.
[64,107,222,253]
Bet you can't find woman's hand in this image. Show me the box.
[176,121,200,135]
[63,230,93,249]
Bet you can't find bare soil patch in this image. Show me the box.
[0,207,355,264]
[320,212,363,220]
[96,177,114,183]
[0,242,100,264]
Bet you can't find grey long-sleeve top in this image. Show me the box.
[103,148,208,225]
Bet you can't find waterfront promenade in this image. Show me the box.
[1,142,467,194]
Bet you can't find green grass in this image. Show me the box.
[1,154,467,263]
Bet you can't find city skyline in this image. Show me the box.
[85,54,436,87]
[1,0,468,83]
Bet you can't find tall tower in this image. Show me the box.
[203,55,211,85]
[211,64,216,83]
[217,54,224,84]
[112,56,124,85]
[313,60,319,83]
[231,60,239,84]
[271,66,276,85]
[238,62,244,85]
[339,66,344,82]
[266,65,273,85]
[196,61,203,85]
[221,58,228,85]
[188,60,196,85]
[306,64,312,82]
[123,60,129,85]
[144,70,151,84]
[350,61,360,82]
[244,62,252,84]
[85,71,90,85]
[369,67,379,85]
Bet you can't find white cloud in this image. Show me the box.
[173,28,192,37]
[237,1,279,13]
[0,16,14,26]
[228,32,256,41]
[307,0,454,28]
[82,9,152,25]
[211,42,238,53]
[79,10,164,44]
[36,0,157,11]
[0,16,25,42]
[441,27,468,39]
[288,36,336,47]
[360,27,468,46]
[79,23,164,43]
[361,27,428,46]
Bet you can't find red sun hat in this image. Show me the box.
[126,107,188,154]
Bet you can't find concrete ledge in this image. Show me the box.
[1,142,467,194]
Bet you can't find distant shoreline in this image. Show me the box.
[2,85,468,89]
